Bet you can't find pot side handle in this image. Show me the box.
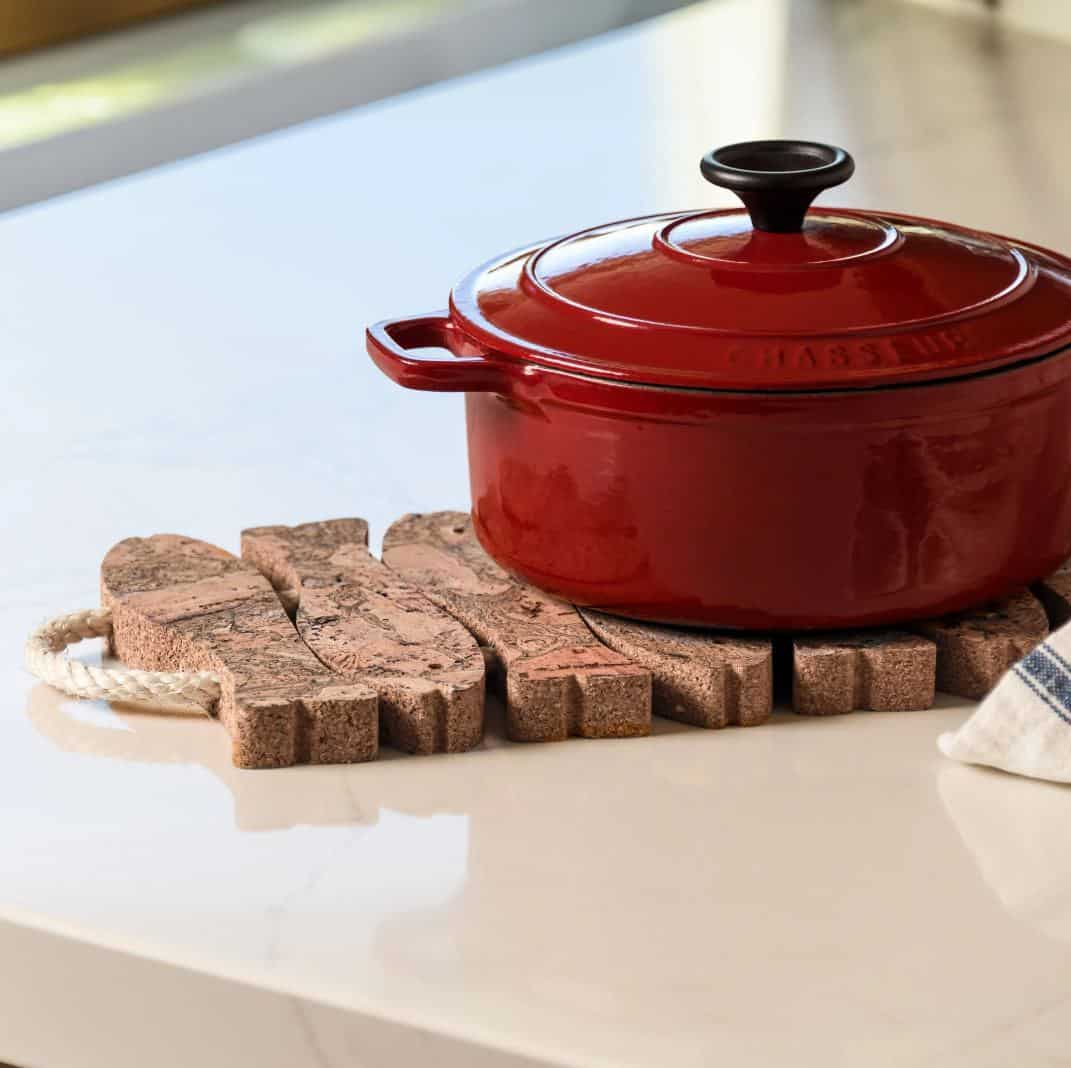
[366,312,511,393]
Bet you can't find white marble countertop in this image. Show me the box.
[4,2,1071,1065]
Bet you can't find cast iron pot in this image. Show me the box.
[367,140,1071,630]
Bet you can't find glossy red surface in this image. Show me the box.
[463,350,1071,629]
[450,211,1071,390]
[366,151,1071,628]
[369,311,1071,628]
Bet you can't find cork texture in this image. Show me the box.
[793,631,937,715]
[580,610,772,727]
[912,589,1049,700]
[101,534,378,769]
[382,512,651,742]
[242,518,485,755]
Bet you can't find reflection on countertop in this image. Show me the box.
[26,682,375,832]
[939,762,1071,944]
[23,679,696,832]
[12,679,1071,1065]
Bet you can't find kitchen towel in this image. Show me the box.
[939,619,1071,783]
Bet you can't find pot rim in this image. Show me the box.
[367,304,1071,403]
[454,320,1071,399]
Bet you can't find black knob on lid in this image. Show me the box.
[700,140,855,233]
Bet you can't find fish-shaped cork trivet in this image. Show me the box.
[102,534,379,769]
[382,512,651,742]
[579,610,772,727]
[912,590,1049,700]
[1036,559,1071,628]
[793,632,936,715]
[241,518,485,755]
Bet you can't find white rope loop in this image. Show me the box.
[25,608,220,714]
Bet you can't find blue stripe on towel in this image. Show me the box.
[1039,638,1071,678]
[1032,645,1071,713]
[1015,645,1071,727]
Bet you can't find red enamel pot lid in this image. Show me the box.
[450,140,1071,391]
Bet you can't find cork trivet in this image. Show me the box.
[101,535,379,769]
[793,631,936,716]
[912,590,1049,700]
[1036,559,1071,628]
[241,518,485,755]
[579,610,772,727]
[382,512,651,742]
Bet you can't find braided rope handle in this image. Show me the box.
[25,608,220,714]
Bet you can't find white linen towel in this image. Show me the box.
[939,619,1071,783]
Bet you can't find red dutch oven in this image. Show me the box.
[367,140,1071,630]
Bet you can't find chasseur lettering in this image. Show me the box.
[725,328,969,373]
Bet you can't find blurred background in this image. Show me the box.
[0,0,688,209]
[1,0,1069,212]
